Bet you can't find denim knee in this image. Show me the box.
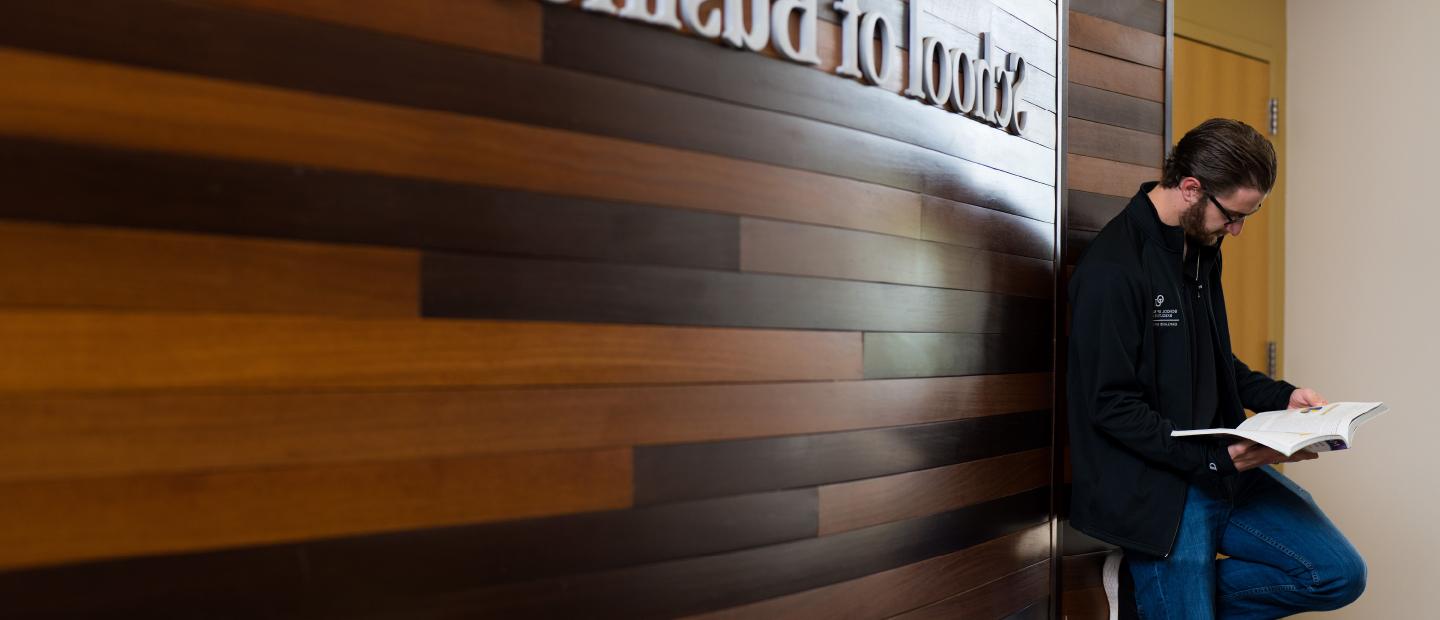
[1309,549,1367,610]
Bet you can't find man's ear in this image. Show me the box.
[1178,176,1203,203]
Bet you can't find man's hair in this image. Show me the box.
[1160,118,1277,195]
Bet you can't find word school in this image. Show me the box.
[545,0,1030,136]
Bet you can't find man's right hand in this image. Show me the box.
[1227,439,1319,471]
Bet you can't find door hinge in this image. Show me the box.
[1269,98,1279,136]
[1266,341,1278,377]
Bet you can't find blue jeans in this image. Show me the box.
[1127,466,1366,619]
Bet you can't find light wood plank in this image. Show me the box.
[0,448,631,570]
[1066,153,1158,197]
[0,373,1049,481]
[818,448,1050,535]
[0,311,863,393]
[0,219,417,316]
[0,48,921,238]
[1069,11,1164,68]
[214,0,542,60]
[1068,46,1164,102]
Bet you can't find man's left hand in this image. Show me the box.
[1289,387,1328,409]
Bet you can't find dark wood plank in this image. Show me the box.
[818,448,1051,534]
[1069,0,1165,34]
[1068,83,1165,134]
[1069,47,1165,102]
[0,449,632,570]
[1069,10,1164,68]
[690,524,1051,619]
[543,9,1060,223]
[0,220,418,316]
[1068,154,1159,197]
[633,410,1050,504]
[0,374,1049,482]
[862,331,1051,379]
[0,139,739,271]
[0,312,862,393]
[1066,229,1100,265]
[739,218,1054,299]
[1069,190,1130,232]
[0,48,921,239]
[0,1,1057,203]
[1004,598,1052,620]
[420,253,1051,333]
[893,560,1051,619]
[920,195,1057,261]
[364,489,1051,618]
[0,489,815,616]
[1067,117,1165,168]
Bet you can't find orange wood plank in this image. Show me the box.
[0,311,863,393]
[214,0,542,60]
[1066,153,1159,197]
[0,220,417,316]
[0,373,1048,481]
[818,448,1050,535]
[1069,46,1164,102]
[0,48,921,238]
[0,448,631,570]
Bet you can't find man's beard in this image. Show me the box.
[1180,198,1222,247]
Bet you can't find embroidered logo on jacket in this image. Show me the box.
[1152,293,1179,327]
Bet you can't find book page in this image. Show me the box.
[1237,402,1382,436]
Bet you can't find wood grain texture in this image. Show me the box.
[818,448,1050,534]
[893,560,1051,619]
[0,449,632,570]
[0,139,740,270]
[1066,229,1100,265]
[1069,190,1130,231]
[634,410,1049,504]
[365,490,1050,618]
[1066,117,1165,167]
[0,374,1048,482]
[421,253,1050,333]
[1069,10,1164,68]
[1069,0,1165,34]
[919,195,1057,261]
[0,219,417,316]
[1068,83,1164,134]
[863,331,1051,378]
[0,312,862,393]
[213,0,542,60]
[1069,47,1165,102]
[689,524,1051,619]
[0,489,816,616]
[916,0,1059,76]
[1067,154,1159,197]
[0,48,922,238]
[740,219,1053,299]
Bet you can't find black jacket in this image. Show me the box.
[1067,182,1296,557]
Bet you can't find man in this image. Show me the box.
[1067,119,1366,618]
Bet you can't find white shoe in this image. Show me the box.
[1102,549,1123,620]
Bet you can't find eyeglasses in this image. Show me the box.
[1204,191,1255,226]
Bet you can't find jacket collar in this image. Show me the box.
[1124,181,1186,254]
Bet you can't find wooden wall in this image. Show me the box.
[1058,0,1169,616]
[0,0,1060,617]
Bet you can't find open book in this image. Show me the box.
[1171,402,1389,457]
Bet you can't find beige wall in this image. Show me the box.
[1287,0,1440,616]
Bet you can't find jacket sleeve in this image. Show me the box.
[1233,355,1297,413]
[1069,264,1238,479]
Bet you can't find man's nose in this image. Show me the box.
[1226,220,1245,236]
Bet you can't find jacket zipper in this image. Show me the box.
[1160,248,1205,558]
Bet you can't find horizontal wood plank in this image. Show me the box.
[420,254,1051,333]
[0,48,923,238]
[0,139,740,270]
[1068,10,1164,68]
[893,560,1051,619]
[1068,83,1165,134]
[920,195,1056,261]
[1069,47,1165,102]
[1067,116,1165,167]
[634,410,1050,504]
[818,448,1050,535]
[1069,189,1130,231]
[1067,153,1159,197]
[0,449,632,570]
[1069,0,1165,35]
[0,374,1048,482]
[862,331,1051,378]
[0,312,862,393]
[690,524,1051,619]
[0,219,417,316]
[740,219,1053,299]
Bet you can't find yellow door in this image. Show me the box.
[1173,37,1276,395]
